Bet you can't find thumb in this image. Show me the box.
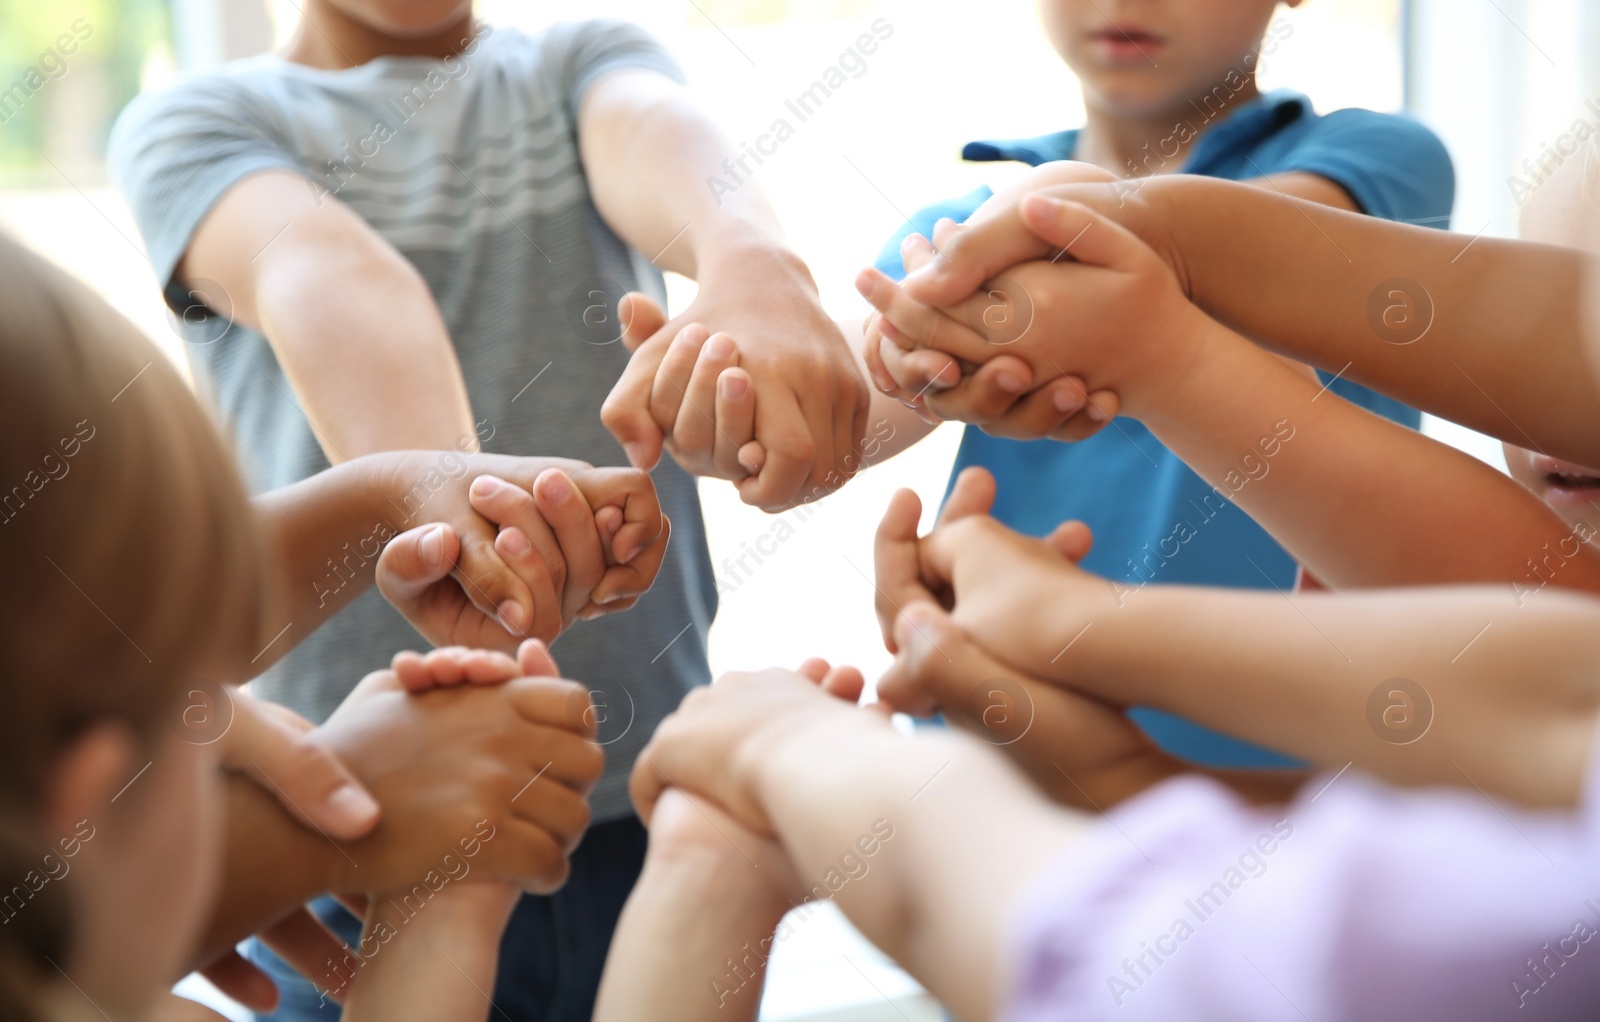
[601,350,667,470]
[937,466,997,525]
[518,638,561,677]
[1044,520,1094,564]
[376,523,460,605]
[891,603,1034,746]
[231,691,381,840]
[1019,194,1150,271]
[619,292,667,352]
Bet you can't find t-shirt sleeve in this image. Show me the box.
[540,19,687,131]
[872,185,994,281]
[1000,763,1600,1022]
[108,77,304,309]
[1274,109,1456,229]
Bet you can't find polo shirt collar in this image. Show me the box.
[959,89,1312,169]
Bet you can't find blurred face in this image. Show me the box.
[1040,0,1292,119]
[1504,446,1600,534]
[1512,129,1600,534]
[323,0,474,39]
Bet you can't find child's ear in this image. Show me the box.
[41,722,140,841]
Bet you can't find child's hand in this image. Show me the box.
[375,460,667,651]
[877,601,1174,810]
[873,467,1110,676]
[564,465,673,616]
[602,262,872,511]
[858,220,1120,443]
[631,667,891,836]
[308,662,604,895]
[864,199,1199,427]
[388,638,555,693]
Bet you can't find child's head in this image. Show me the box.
[0,235,268,1019]
[1039,0,1301,120]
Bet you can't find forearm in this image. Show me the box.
[1142,175,1600,464]
[1054,583,1600,807]
[250,451,478,672]
[257,247,476,459]
[595,841,782,1021]
[194,774,348,969]
[342,889,513,1022]
[754,722,1089,1021]
[580,70,791,282]
[1137,318,1600,592]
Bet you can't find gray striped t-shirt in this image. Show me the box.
[109,20,715,821]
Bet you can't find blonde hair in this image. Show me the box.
[0,234,269,1020]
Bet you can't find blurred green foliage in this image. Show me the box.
[0,0,170,182]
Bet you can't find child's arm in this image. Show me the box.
[903,173,1600,467]
[344,888,514,1021]
[580,69,870,511]
[250,451,666,664]
[861,202,1600,595]
[339,881,519,1022]
[881,475,1600,809]
[183,175,599,645]
[631,670,1093,1022]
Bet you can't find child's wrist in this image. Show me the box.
[1124,308,1245,424]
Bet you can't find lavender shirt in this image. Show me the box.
[1004,733,1600,1021]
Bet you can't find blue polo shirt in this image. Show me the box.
[875,91,1455,768]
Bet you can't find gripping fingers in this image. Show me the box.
[672,332,741,476]
[469,474,565,642]
[855,268,994,368]
[533,468,609,626]
[650,323,711,436]
[715,367,758,478]
[923,354,1035,425]
[583,514,671,615]
[880,339,962,409]
[570,467,665,567]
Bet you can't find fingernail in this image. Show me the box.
[616,539,642,564]
[854,270,876,299]
[420,524,444,568]
[996,371,1026,394]
[500,529,532,557]
[1053,388,1084,414]
[539,472,573,506]
[705,334,735,360]
[498,601,527,632]
[471,475,505,499]
[326,784,379,827]
[623,442,647,467]
[721,373,749,400]
[1087,401,1109,422]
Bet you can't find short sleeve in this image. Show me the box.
[1274,109,1456,229]
[539,19,687,131]
[108,75,303,307]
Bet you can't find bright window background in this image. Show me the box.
[0,0,1584,1018]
